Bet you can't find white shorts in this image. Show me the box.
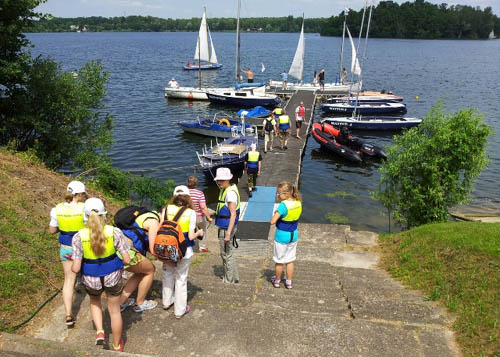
[273,241,297,264]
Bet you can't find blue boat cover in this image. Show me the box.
[234,82,265,89]
[236,106,271,118]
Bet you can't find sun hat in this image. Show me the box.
[173,185,190,196]
[84,197,107,217]
[213,167,233,181]
[67,181,86,194]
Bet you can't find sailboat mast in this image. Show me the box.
[235,0,241,83]
[339,11,347,83]
[353,0,371,118]
[300,14,304,83]
[198,8,205,89]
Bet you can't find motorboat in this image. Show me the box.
[320,101,407,115]
[326,91,404,103]
[197,123,258,180]
[206,86,281,108]
[322,116,422,131]
[178,113,253,138]
[312,122,386,162]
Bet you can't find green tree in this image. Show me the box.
[373,104,491,228]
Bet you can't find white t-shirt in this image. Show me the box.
[49,202,82,227]
[225,190,238,206]
[295,106,305,120]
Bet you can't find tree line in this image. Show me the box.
[322,0,499,39]
[27,0,499,39]
[29,15,326,34]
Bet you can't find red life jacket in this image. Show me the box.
[298,106,305,117]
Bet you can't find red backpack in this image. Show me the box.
[153,206,188,263]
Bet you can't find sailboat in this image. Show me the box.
[267,16,361,93]
[489,30,496,39]
[183,8,222,71]
[206,0,280,107]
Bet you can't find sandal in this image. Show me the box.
[133,299,158,313]
[285,279,293,290]
[175,305,190,319]
[65,315,75,327]
[120,297,135,312]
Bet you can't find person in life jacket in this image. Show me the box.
[272,103,283,120]
[118,210,160,313]
[294,101,306,139]
[278,113,291,150]
[158,185,203,319]
[214,167,240,284]
[71,198,130,352]
[269,181,302,290]
[49,180,87,327]
[244,143,262,198]
[261,114,277,153]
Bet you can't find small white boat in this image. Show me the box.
[164,86,211,100]
[267,80,362,94]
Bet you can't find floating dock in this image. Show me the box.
[237,90,316,240]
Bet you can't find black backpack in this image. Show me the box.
[264,117,274,132]
[114,206,159,255]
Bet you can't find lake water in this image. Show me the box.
[28,32,500,232]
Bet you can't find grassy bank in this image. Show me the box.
[0,149,122,331]
[379,222,500,356]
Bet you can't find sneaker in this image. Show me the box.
[248,190,253,198]
[253,187,257,192]
[95,330,105,345]
[133,299,158,313]
[163,303,173,311]
[285,279,293,289]
[120,297,135,312]
[199,248,209,253]
[284,145,288,150]
[112,338,124,352]
[176,305,190,319]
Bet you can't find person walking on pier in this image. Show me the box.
[313,70,318,86]
[278,112,291,150]
[319,69,325,90]
[241,68,254,83]
[187,176,213,253]
[214,168,240,284]
[295,101,306,139]
[270,181,302,290]
[244,143,262,197]
[49,180,87,328]
[262,114,277,153]
[280,70,288,89]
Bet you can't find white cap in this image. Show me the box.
[67,180,86,194]
[84,198,107,217]
[250,143,256,151]
[173,185,190,196]
[213,167,233,181]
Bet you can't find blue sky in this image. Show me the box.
[36,0,499,18]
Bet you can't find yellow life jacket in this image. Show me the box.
[166,205,195,247]
[279,115,290,130]
[55,202,85,245]
[247,151,260,170]
[79,225,123,277]
[215,185,241,229]
[276,200,302,232]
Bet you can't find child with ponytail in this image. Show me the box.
[71,198,130,352]
[269,181,302,289]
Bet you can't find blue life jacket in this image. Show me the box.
[215,185,241,229]
[80,226,123,277]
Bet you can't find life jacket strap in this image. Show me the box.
[83,253,118,264]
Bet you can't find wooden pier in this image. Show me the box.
[236,90,317,240]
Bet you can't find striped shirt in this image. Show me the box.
[189,188,207,217]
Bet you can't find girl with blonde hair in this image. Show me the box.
[71,198,130,352]
[49,180,87,327]
[269,181,302,289]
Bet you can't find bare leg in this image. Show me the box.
[121,258,155,306]
[89,295,103,332]
[274,263,283,281]
[61,260,76,318]
[285,262,295,281]
[106,294,123,348]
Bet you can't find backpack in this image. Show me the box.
[153,206,188,263]
[264,117,274,132]
[114,206,158,255]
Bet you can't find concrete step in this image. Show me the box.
[253,292,348,315]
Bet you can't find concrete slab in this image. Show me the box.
[332,250,379,269]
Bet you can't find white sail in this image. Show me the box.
[194,9,210,62]
[288,19,305,81]
[208,29,218,64]
[346,26,361,76]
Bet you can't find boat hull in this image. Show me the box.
[206,92,280,108]
[268,80,362,94]
[320,102,407,115]
[183,63,223,70]
[323,116,422,131]
[164,87,208,100]
[311,123,362,163]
